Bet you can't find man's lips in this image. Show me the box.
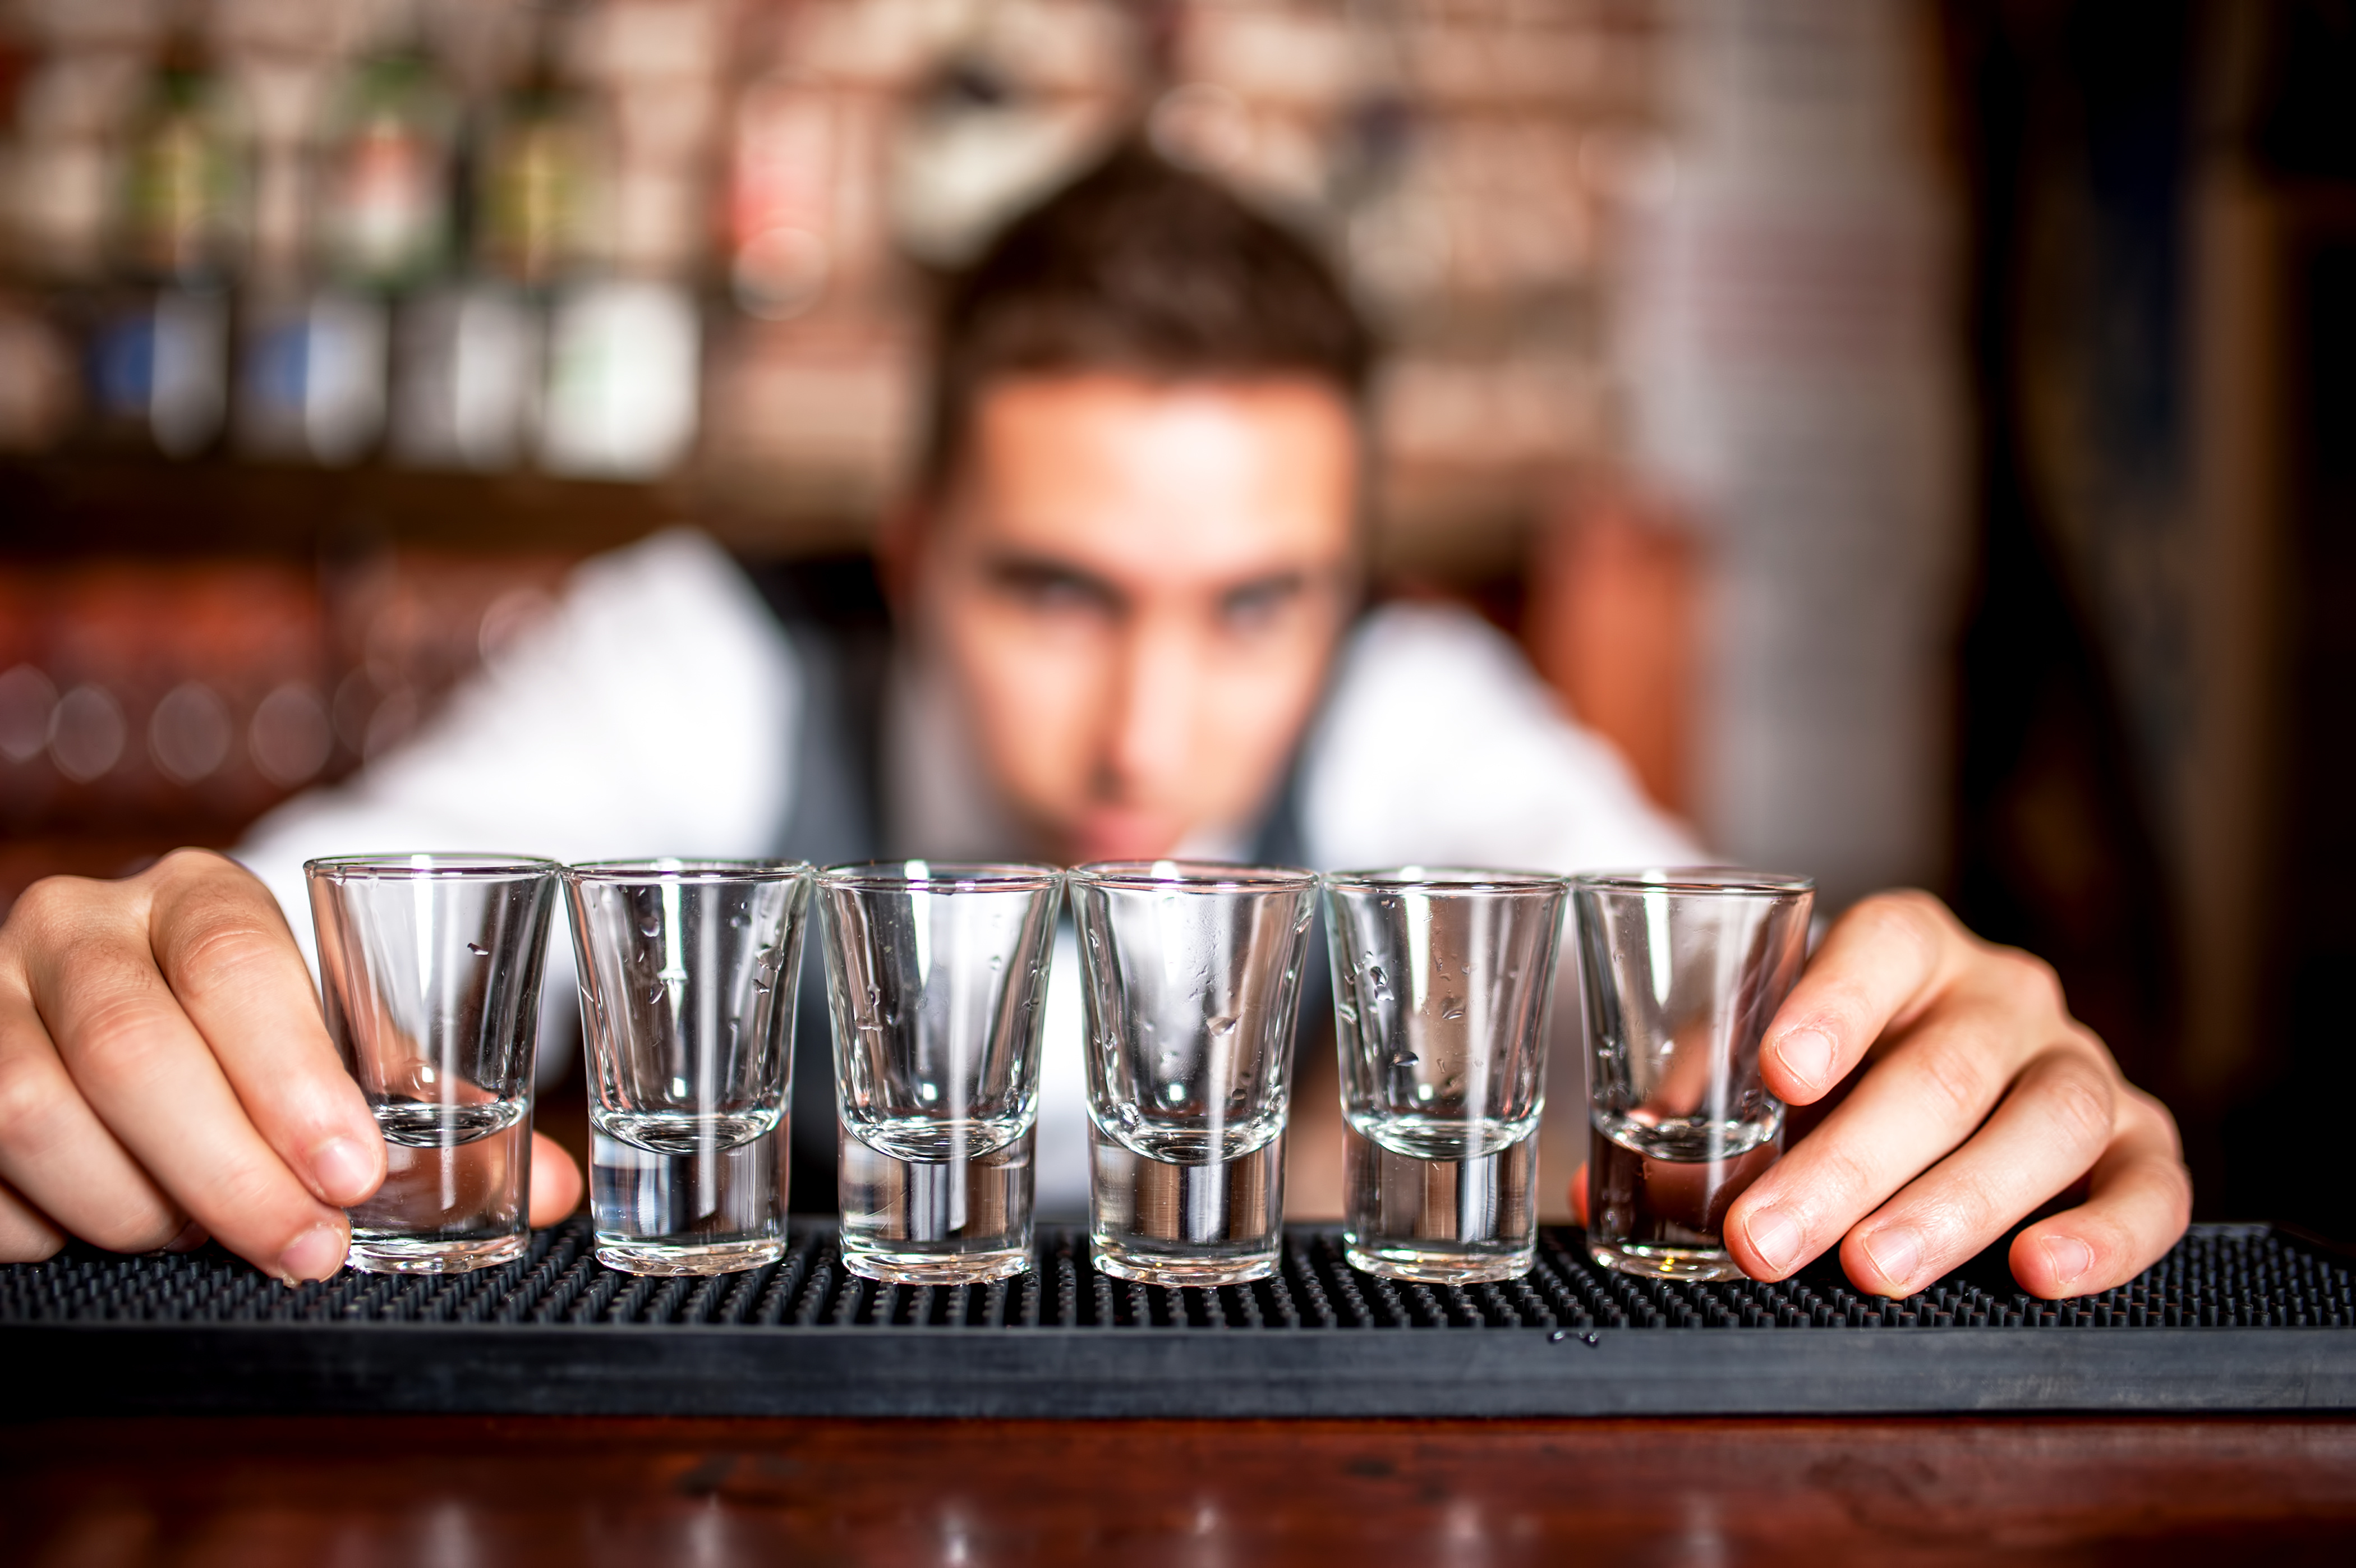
[1066,808,1187,865]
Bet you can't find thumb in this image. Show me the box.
[527,1133,584,1226]
[1568,1160,1589,1227]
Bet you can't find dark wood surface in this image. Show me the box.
[4,1415,2353,1565]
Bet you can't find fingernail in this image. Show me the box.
[1776,1029,1835,1092]
[1744,1204,1803,1275]
[310,1137,378,1205]
[1861,1225,1923,1291]
[278,1222,348,1285]
[2041,1234,2095,1291]
[164,1218,209,1253]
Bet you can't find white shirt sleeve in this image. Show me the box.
[1299,602,1705,874]
[233,528,802,1055]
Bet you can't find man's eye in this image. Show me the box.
[991,563,1118,617]
[1219,578,1304,631]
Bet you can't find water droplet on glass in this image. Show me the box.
[1207,1014,1237,1037]
[638,913,661,937]
[729,912,748,928]
[1441,998,1465,1021]
[1336,1003,1359,1023]
[465,941,489,957]
[1389,1051,1420,1068]
[647,984,665,1003]
[865,985,882,1009]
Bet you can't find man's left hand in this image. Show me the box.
[1581,890,2192,1300]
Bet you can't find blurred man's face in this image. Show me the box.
[900,373,1360,865]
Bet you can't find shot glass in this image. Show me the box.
[1324,868,1569,1284]
[1575,868,1815,1281]
[307,853,562,1273]
[818,861,1061,1285]
[565,859,811,1275]
[1070,861,1319,1286]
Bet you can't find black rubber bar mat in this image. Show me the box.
[5,1221,2350,1418]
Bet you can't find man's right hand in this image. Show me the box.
[0,849,384,1281]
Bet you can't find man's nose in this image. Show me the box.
[1099,618,1199,801]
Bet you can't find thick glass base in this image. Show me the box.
[1345,1241,1535,1285]
[345,1233,525,1275]
[1088,1125,1282,1288]
[841,1243,1030,1286]
[1090,1237,1276,1287]
[1341,1120,1536,1285]
[838,1120,1034,1285]
[595,1236,785,1276]
[1589,1238,1748,1282]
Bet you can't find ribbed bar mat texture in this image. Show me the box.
[5,1222,2350,1418]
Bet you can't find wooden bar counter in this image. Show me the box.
[6,1413,2354,1565]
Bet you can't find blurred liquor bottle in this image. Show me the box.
[533,0,709,484]
[388,10,584,475]
[238,1,453,468]
[88,23,244,459]
[727,69,835,323]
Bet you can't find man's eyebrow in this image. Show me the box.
[1220,569,1311,600]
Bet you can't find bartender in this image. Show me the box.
[0,144,2188,1303]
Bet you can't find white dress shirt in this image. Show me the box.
[237,528,1701,1217]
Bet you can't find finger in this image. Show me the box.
[20,879,351,1282]
[1726,968,2083,1282]
[1835,1045,2120,1296]
[1758,892,1955,1106]
[527,1132,582,1226]
[0,1175,64,1262]
[0,973,187,1252]
[2008,1088,2191,1299]
[1567,1160,1590,1227]
[146,850,384,1207]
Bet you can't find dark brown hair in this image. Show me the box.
[920,140,1372,494]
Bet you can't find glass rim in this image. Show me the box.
[1324,866,1569,895]
[816,859,1062,893]
[1069,858,1317,892]
[304,852,561,879]
[1571,866,1815,896]
[564,857,810,884]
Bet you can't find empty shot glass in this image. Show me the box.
[818,861,1061,1285]
[307,853,562,1273]
[565,859,811,1275]
[1071,861,1319,1286]
[1324,868,1570,1284]
[1575,868,1815,1281]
